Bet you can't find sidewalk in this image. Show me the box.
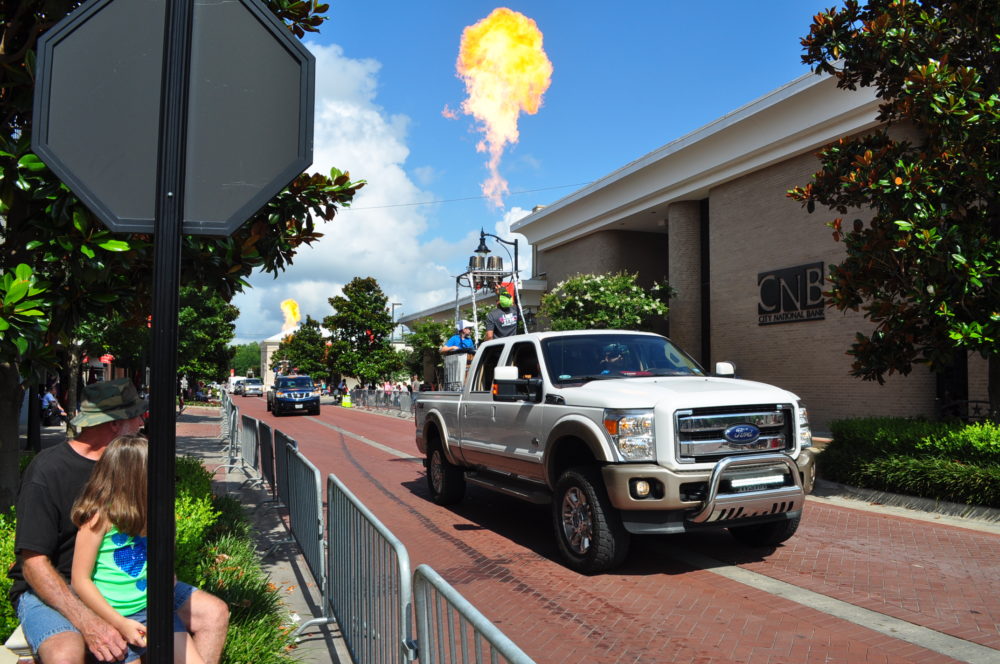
[17,409,350,664]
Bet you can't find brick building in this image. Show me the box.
[512,73,987,432]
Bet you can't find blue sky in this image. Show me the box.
[232,0,837,343]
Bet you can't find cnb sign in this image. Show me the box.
[758,262,825,325]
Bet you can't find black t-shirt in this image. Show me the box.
[485,306,519,338]
[8,443,96,609]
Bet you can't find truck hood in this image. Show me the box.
[557,376,800,410]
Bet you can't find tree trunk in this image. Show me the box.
[990,355,1000,419]
[27,383,40,452]
[0,362,23,513]
[67,344,82,416]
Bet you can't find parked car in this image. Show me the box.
[242,378,264,397]
[267,375,320,416]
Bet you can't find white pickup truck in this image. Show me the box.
[415,330,816,573]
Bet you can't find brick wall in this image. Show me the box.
[708,151,936,432]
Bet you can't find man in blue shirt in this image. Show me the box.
[440,320,476,354]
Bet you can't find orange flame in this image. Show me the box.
[456,8,552,207]
[280,299,300,333]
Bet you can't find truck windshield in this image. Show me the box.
[541,334,704,384]
[278,377,314,389]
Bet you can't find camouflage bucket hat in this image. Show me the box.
[70,378,147,429]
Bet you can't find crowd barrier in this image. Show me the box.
[349,388,415,416]
[215,406,534,663]
[413,564,535,664]
[257,420,276,500]
[285,445,325,600]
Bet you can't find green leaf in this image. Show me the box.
[72,209,86,232]
[25,240,45,250]
[17,153,46,172]
[80,245,95,259]
[14,337,27,355]
[5,280,28,304]
[97,239,131,252]
[0,318,8,331]
[894,220,913,231]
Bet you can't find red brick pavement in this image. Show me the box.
[227,398,998,664]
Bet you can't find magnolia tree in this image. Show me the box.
[0,1,363,511]
[788,0,1000,411]
[539,272,672,331]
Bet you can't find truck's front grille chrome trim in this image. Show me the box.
[674,404,794,462]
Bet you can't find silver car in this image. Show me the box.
[242,378,264,397]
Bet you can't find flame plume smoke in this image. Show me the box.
[280,299,301,333]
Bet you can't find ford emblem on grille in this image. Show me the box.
[724,424,760,444]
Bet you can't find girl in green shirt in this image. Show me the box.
[71,435,204,663]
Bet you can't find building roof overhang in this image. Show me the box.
[512,73,881,251]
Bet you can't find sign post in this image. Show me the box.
[33,1,315,660]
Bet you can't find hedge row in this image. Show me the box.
[820,418,1000,507]
[1,456,299,664]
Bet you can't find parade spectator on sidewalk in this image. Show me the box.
[41,385,67,425]
[71,434,204,664]
[8,378,229,664]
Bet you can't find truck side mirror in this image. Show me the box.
[714,361,735,377]
[493,366,543,403]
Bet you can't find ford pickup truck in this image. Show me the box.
[415,330,816,573]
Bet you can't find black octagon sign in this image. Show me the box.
[33,0,315,236]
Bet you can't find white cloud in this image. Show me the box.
[232,43,531,345]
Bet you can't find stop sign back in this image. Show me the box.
[33,0,314,236]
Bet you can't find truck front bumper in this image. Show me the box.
[601,450,815,535]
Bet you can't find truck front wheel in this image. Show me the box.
[427,445,465,505]
[728,514,801,547]
[553,466,630,574]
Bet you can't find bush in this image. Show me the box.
[0,508,17,642]
[820,418,1000,507]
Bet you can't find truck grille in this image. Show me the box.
[674,404,793,463]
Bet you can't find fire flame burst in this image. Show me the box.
[280,299,301,333]
[456,7,552,207]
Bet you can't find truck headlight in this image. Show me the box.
[603,409,655,461]
[797,400,813,449]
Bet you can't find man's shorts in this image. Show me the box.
[16,582,195,663]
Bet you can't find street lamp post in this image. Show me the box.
[391,302,402,341]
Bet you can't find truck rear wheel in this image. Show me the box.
[728,514,801,547]
[553,466,629,574]
[427,444,465,505]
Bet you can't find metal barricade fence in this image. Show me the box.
[257,421,276,499]
[240,414,259,475]
[412,565,534,664]
[349,389,416,417]
[284,446,325,607]
[274,430,297,508]
[324,472,415,664]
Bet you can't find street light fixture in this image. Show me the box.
[391,302,402,341]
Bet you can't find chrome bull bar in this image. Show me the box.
[689,453,804,524]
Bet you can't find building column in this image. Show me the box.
[666,201,703,363]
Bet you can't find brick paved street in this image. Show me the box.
[216,397,1000,664]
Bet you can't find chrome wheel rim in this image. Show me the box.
[430,451,444,492]
[560,486,592,555]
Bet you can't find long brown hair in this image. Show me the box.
[71,434,147,536]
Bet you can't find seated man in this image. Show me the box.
[8,378,230,664]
